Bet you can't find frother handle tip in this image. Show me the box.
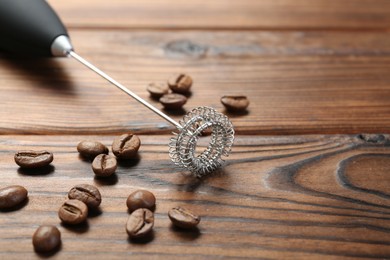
[0,0,72,57]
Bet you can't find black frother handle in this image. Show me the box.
[0,0,69,56]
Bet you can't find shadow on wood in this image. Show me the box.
[17,165,55,176]
[1,55,76,96]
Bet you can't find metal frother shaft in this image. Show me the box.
[68,51,182,130]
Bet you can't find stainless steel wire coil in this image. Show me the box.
[169,107,235,177]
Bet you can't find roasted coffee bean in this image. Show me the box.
[147,82,170,99]
[0,185,28,209]
[168,206,200,229]
[159,93,187,110]
[77,140,108,159]
[14,150,53,168]
[92,154,117,177]
[112,133,141,159]
[126,208,154,238]
[68,184,101,209]
[220,95,249,112]
[126,190,156,213]
[168,74,193,94]
[32,225,61,253]
[58,199,88,225]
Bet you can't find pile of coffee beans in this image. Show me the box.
[124,189,200,238]
[2,133,202,255]
[147,73,192,110]
[31,183,102,253]
[40,185,200,252]
[76,133,141,178]
[147,73,250,112]
[125,189,156,238]
[58,184,101,227]
[3,133,137,253]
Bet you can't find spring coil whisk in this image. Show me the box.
[169,107,234,177]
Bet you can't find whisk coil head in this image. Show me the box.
[169,107,234,177]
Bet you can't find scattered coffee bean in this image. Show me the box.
[14,150,53,169]
[58,199,88,225]
[147,82,170,99]
[92,154,117,177]
[159,93,187,110]
[126,190,156,213]
[168,206,200,229]
[77,140,108,159]
[126,208,154,238]
[112,133,141,159]
[32,225,61,253]
[220,95,249,112]
[168,74,193,94]
[0,185,28,209]
[68,184,102,209]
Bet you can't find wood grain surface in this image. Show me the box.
[48,0,390,29]
[1,30,390,134]
[0,134,389,259]
[1,0,390,259]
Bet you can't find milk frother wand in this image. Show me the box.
[0,0,234,177]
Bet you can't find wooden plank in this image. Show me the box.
[0,134,389,259]
[47,0,390,30]
[1,30,390,134]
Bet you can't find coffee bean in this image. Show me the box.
[68,184,101,209]
[58,199,88,225]
[92,154,117,177]
[126,208,154,238]
[32,225,61,253]
[168,206,200,229]
[220,95,249,112]
[147,82,170,99]
[126,190,156,213]
[112,133,141,159]
[77,140,108,159]
[14,150,53,168]
[168,74,193,94]
[159,93,187,110]
[0,185,28,209]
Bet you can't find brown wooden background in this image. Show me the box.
[0,0,389,259]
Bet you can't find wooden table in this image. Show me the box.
[1,1,389,259]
